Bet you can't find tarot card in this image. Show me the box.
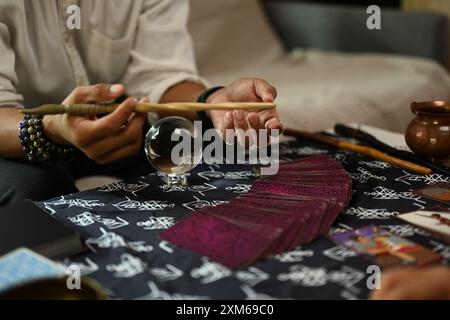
[203,203,301,254]
[160,213,281,268]
[0,247,66,293]
[232,198,324,247]
[398,210,450,244]
[330,225,442,268]
[414,183,450,204]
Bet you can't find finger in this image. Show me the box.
[217,111,235,144]
[234,110,250,146]
[246,112,263,147]
[63,83,125,104]
[91,97,138,137]
[265,117,283,131]
[254,79,277,102]
[88,113,145,160]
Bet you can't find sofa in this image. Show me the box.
[188,0,450,133]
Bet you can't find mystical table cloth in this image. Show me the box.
[38,139,450,300]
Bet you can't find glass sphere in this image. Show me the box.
[144,116,202,184]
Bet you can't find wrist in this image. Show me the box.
[42,115,69,145]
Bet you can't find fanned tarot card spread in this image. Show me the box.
[161,155,353,268]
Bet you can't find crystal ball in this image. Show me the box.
[144,116,201,178]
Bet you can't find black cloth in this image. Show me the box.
[37,139,450,300]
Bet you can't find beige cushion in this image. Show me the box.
[188,0,284,76]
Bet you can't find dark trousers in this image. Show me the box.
[0,148,154,207]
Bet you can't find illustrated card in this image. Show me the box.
[330,225,442,267]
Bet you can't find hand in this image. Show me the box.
[207,78,283,145]
[43,83,147,164]
[370,266,450,300]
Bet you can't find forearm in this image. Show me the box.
[159,81,207,120]
[0,107,26,159]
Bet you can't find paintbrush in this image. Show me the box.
[283,128,432,175]
[21,102,276,116]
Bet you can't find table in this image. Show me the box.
[38,139,450,300]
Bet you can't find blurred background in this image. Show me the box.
[188,0,450,133]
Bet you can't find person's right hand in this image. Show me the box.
[43,83,147,164]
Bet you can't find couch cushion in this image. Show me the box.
[188,0,284,76]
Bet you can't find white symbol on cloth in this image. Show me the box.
[364,186,425,204]
[85,228,127,252]
[112,196,175,211]
[106,254,146,278]
[241,285,278,300]
[98,180,149,196]
[64,257,98,276]
[328,266,365,289]
[44,196,105,210]
[69,212,129,229]
[159,183,217,196]
[295,147,328,156]
[226,184,251,194]
[198,169,256,181]
[359,161,391,169]
[128,241,153,253]
[136,281,209,300]
[85,228,152,253]
[351,167,386,183]
[235,267,269,287]
[381,224,430,237]
[272,248,314,262]
[182,196,228,211]
[191,258,232,284]
[150,264,183,282]
[278,265,365,288]
[159,241,174,254]
[429,240,450,261]
[137,216,175,230]
[332,153,348,164]
[188,183,217,196]
[278,265,328,287]
[395,171,450,186]
[159,185,187,192]
[323,246,357,261]
[344,207,399,220]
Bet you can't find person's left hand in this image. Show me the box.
[207,78,283,145]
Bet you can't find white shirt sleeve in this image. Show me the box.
[122,0,208,103]
[0,23,24,108]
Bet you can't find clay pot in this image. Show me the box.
[405,101,450,165]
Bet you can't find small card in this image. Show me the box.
[0,247,65,293]
[330,225,442,268]
[414,182,450,204]
[398,210,450,244]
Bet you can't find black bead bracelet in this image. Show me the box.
[19,114,75,163]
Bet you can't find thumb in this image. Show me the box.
[254,79,277,102]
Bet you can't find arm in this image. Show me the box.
[0,23,28,158]
[0,107,26,158]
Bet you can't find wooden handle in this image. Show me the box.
[21,102,276,115]
[340,142,432,175]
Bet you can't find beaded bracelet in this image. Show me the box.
[19,114,76,163]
